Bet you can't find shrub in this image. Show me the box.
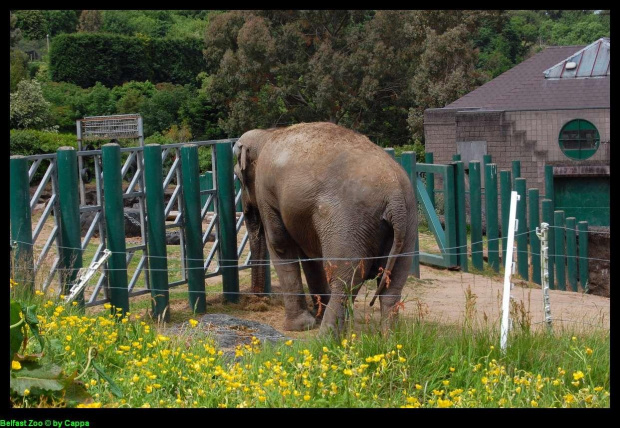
[10,80,57,131]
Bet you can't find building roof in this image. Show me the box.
[445,40,610,111]
[543,38,610,78]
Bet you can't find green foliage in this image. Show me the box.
[49,33,205,88]
[42,10,78,37]
[10,80,57,131]
[14,10,47,40]
[204,11,491,145]
[11,12,23,47]
[77,10,103,33]
[10,50,29,93]
[394,142,426,164]
[10,130,77,157]
[102,10,174,38]
[49,33,150,88]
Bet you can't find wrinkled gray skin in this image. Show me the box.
[233,122,417,336]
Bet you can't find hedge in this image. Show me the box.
[49,33,206,88]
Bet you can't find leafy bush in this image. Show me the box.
[10,80,57,131]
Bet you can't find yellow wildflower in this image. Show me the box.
[189,319,198,328]
[11,361,22,371]
[573,371,585,381]
[23,389,30,396]
[77,402,102,408]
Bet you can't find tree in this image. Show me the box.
[11,12,22,47]
[77,10,103,33]
[43,10,78,36]
[14,10,47,40]
[10,49,29,93]
[408,22,488,140]
[203,10,489,145]
[10,80,56,130]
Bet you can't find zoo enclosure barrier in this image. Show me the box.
[9,139,270,319]
[389,150,590,293]
[10,142,593,321]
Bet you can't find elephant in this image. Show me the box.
[233,122,417,336]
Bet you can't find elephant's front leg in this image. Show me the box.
[268,244,317,331]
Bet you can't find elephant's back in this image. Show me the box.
[261,122,402,183]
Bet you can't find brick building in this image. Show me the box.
[424,38,610,226]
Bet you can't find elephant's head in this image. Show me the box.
[233,130,270,294]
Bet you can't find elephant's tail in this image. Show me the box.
[370,200,407,307]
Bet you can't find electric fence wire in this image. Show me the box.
[8,224,612,266]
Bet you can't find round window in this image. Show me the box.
[558,119,600,160]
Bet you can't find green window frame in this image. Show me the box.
[558,119,600,160]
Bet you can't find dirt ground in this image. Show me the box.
[184,264,610,341]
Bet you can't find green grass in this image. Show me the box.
[10,285,610,408]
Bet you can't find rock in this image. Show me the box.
[80,207,142,238]
[165,231,181,245]
[165,314,290,361]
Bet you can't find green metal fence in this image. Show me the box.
[392,151,590,292]
[9,139,265,318]
[10,142,591,319]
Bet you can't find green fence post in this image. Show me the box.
[469,161,483,271]
[483,154,492,166]
[180,144,207,313]
[9,155,34,291]
[515,178,528,281]
[578,221,589,291]
[529,189,541,285]
[511,160,521,190]
[101,143,129,316]
[400,152,420,277]
[541,199,555,290]
[454,161,468,272]
[444,164,458,267]
[384,148,395,159]
[545,165,554,206]
[452,154,461,161]
[484,163,499,272]
[499,170,512,265]
[215,142,240,303]
[144,144,170,321]
[554,210,566,291]
[565,217,578,292]
[56,147,83,307]
[425,153,435,208]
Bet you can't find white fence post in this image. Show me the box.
[501,191,519,352]
[536,222,553,332]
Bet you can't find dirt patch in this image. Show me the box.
[158,265,609,343]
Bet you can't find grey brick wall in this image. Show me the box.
[424,107,610,196]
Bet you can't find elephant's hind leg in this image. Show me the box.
[319,260,365,337]
[301,259,331,319]
[263,215,316,331]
